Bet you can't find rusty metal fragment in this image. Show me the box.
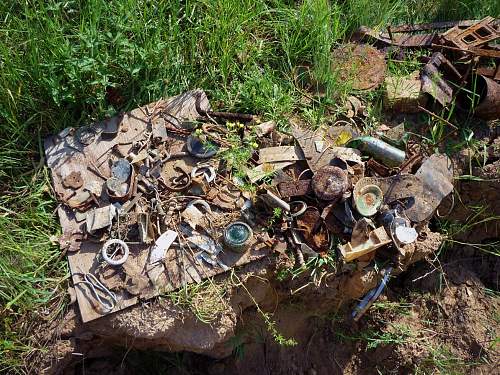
[149,230,177,264]
[440,16,499,50]
[278,179,312,198]
[292,126,362,172]
[414,154,454,219]
[254,120,276,137]
[62,171,84,189]
[384,71,427,113]
[246,161,294,183]
[331,44,387,90]
[86,205,117,234]
[420,52,462,106]
[152,117,168,143]
[311,166,349,201]
[473,75,500,120]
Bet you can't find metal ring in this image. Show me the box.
[187,199,212,213]
[165,167,191,191]
[191,165,216,183]
[289,201,307,217]
[102,239,129,266]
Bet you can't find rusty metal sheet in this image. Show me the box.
[352,26,436,48]
[293,126,362,172]
[331,44,387,91]
[246,161,294,183]
[278,179,312,198]
[388,20,479,33]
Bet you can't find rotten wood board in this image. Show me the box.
[44,89,271,323]
[69,239,270,322]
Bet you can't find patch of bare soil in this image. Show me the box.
[49,256,498,375]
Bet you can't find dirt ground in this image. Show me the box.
[46,243,498,375]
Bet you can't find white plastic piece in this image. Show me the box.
[101,239,129,266]
[149,230,178,264]
[394,226,418,244]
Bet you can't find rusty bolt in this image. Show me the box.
[311,166,349,201]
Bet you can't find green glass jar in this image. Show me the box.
[223,222,253,253]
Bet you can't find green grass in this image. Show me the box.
[1,0,499,372]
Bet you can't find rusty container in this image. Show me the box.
[474,75,500,120]
[311,166,349,201]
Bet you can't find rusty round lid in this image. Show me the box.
[331,44,386,91]
[311,166,349,201]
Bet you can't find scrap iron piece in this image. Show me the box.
[149,230,178,264]
[331,43,387,91]
[473,75,500,120]
[339,225,391,262]
[278,179,312,198]
[420,52,461,107]
[152,117,169,144]
[292,126,362,172]
[346,136,406,168]
[110,159,132,182]
[182,199,212,229]
[352,266,393,321]
[352,25,436,48]
[440,16,499,51]
[86,205,117,234]
[254,120,276,137]
[74,126,97,146]
[62,171,84,189]
[289,201,307,218]
[164,166,192,191]
[191,165,216,183]
[414,153,454,221]
[188,234,219,254]
[59,231,84,253]
[101,238,129,266]
[195,91,254,122]
[137,212,152,244]
[246,161,294,183]
[384,71,428,113]
[311,166,349,202]
[75,272,117,312]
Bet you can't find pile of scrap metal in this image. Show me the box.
[347,16,500,120]
[254,125,453,320]
[45,90,278,321]
[46,88,453,322]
